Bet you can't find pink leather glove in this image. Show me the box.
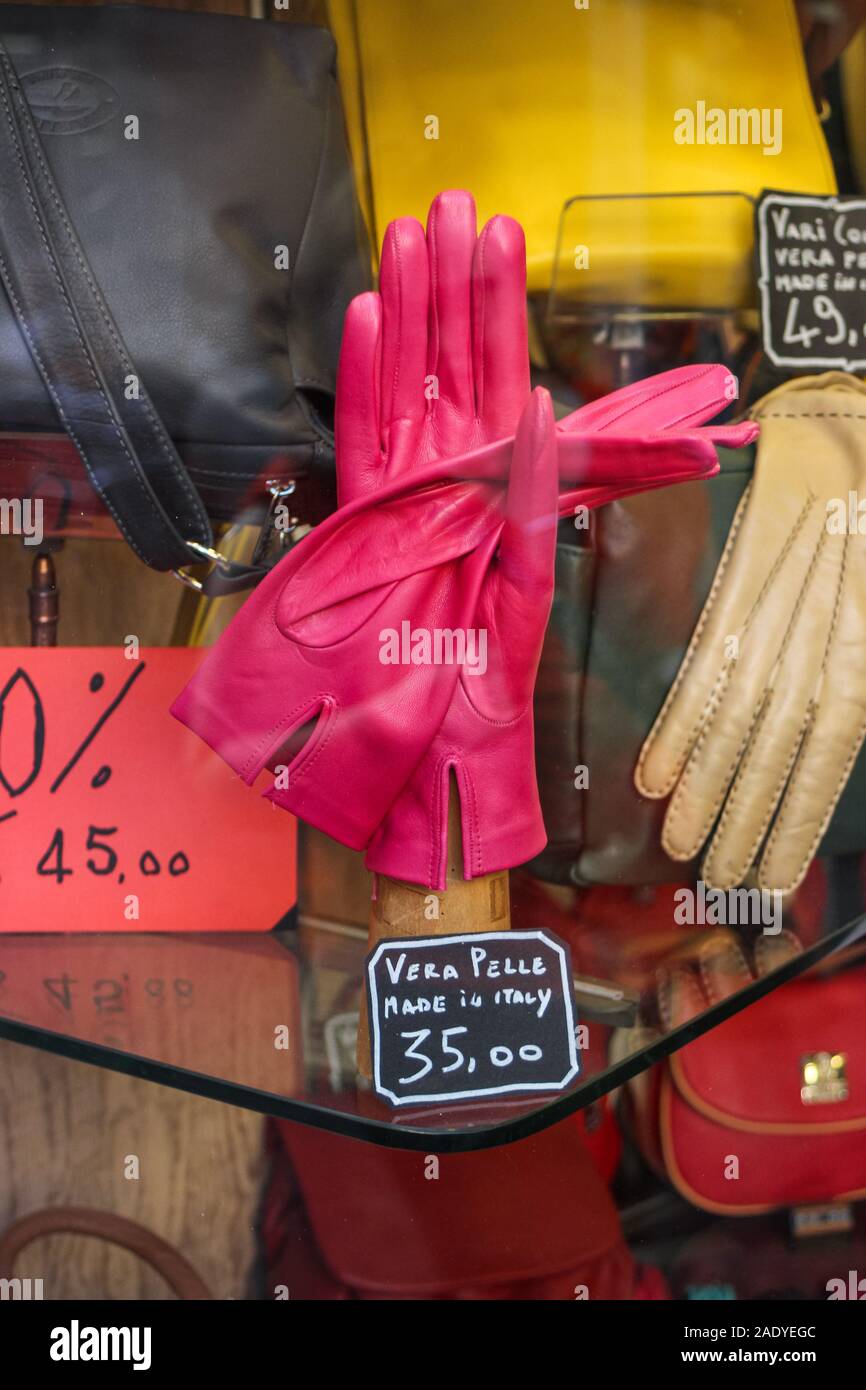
[337,191,753,514]
[170,471,505,850]
[554,363,758,513]
[366,386,559,888]
[355,196,757,887]
[172,192,526,849]
[171,192,756,861]
[364,361,758,887]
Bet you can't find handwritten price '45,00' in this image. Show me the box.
[36,826,189,885]
[0,663,190,886]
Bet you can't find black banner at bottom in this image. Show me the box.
[1,1297,863,1375]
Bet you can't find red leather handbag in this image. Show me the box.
[262,1118,666,1300]
[628,943,866,1215]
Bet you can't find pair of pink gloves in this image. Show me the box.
[172,192,757,890]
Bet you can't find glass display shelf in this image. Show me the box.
[1,862,864,1152]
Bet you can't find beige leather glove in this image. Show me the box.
[636,373,866,894]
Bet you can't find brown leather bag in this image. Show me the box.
[0,1207,212,1299]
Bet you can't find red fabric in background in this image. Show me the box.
[263,1116,665,1300]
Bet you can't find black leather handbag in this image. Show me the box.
[0,4,369,591]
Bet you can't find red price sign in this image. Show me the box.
[0,648,295,932]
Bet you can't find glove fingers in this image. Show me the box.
[701,532,846,888]
[426,190,477,424]
[335,292,382,505]
[471,213,529,438]
[379,216,430,472]
[659,676,765,865]
[659,514,835,864]
[560,364,739,435]
[462,391,557,723]
[690,423,759,449]
[700,687,809,889]
[425,429,719,506]
[753,930,803,977]
[758,542,866,893]
[276,481,502,642]
[402,373,752,503]
[637,481,755,802]
[637,483,824,802]
[556,432,719,497]
[657,930,752,1028]
[657,964,706,1029]
[695,930,754,1005]
[498,388,558,599]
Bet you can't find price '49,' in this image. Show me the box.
[783,292,863,352]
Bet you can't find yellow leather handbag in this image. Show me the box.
[330,0,836,306]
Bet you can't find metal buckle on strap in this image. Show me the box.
[250,478,300,569]
[171,540,237,593]
[171,479,304,593]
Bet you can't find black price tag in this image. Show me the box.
[366,929,579,1108]
[757,192,866,371]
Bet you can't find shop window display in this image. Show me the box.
[0,0,865,1348]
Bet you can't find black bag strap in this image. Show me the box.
[0,44,267,594]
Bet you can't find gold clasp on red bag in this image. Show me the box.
[800,1052,848,1105]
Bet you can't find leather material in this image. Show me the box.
[366,397,756,886]
[0,431,336,545]
[172,194,755,876]
[171,466,506,850]
[330,0,835,302]
[353,196,756,884]
[171,386,745,866]
[533,443,866,888]
[0,39,212,571]
[366,390,559,887]
[169,415,746,863]
[0,1208,212,1300]
[638,374,866,895]
[643,932,866,1213]
[266,1118,661,1299]
[343,192,555,881]
[0,5,369,535]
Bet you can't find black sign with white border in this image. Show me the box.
[756,191,866,372]
[366,928,579,1108]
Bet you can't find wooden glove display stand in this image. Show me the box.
[356,780,510,1078]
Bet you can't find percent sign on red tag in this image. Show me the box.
[0,648,295,933]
